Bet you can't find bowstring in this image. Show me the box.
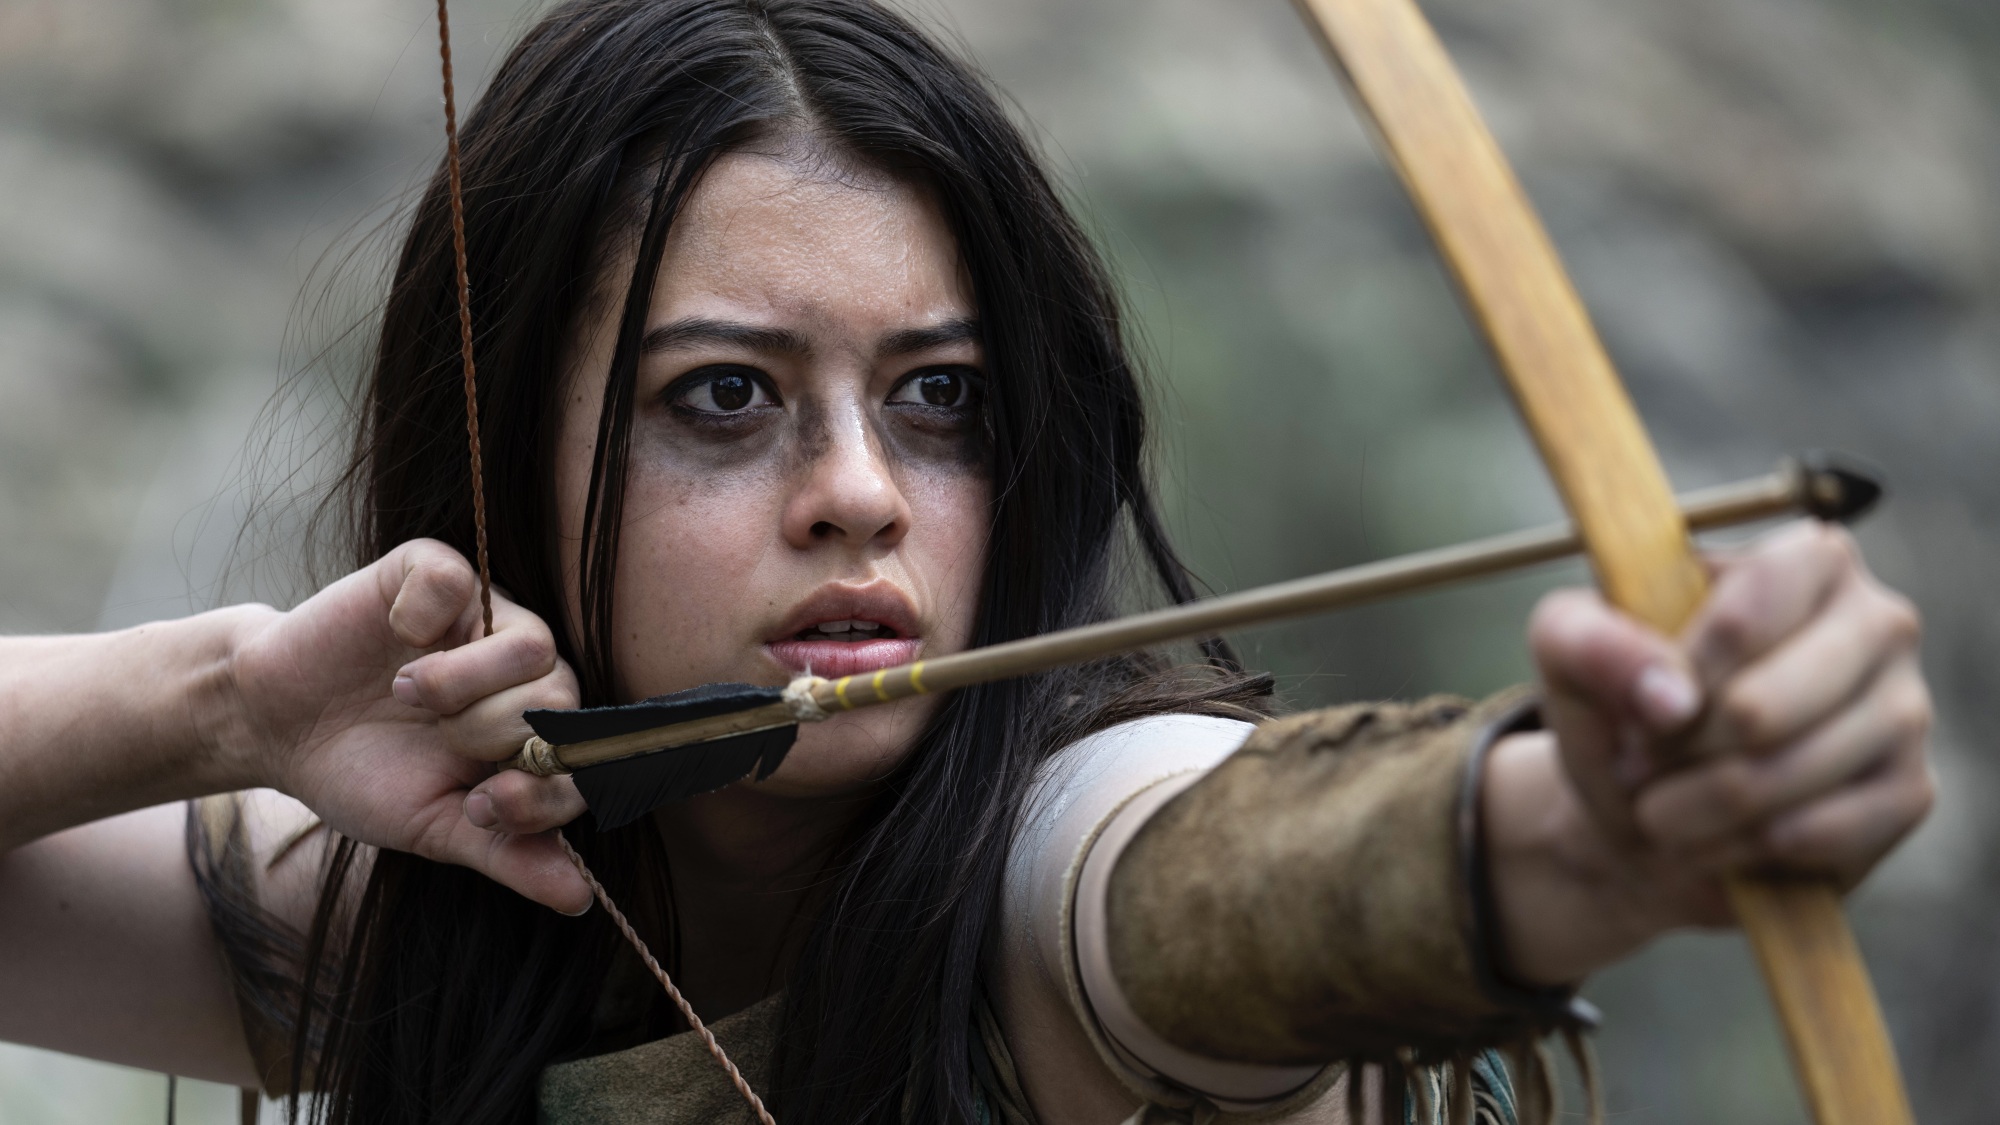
[435,0,493,639]
[560,835,778,1125]
[431,4,772,1119]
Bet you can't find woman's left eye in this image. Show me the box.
[889,367,981,409]
[670,366,776,414]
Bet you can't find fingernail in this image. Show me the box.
[464,790,497,829]
[1635,664,1699,727]
[392,672,420,708]
[561,898,594,918]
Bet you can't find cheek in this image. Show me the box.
[899,468,992,648]
[606,442,793,696]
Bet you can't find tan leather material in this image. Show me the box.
[538,994,781,1124]
[1105,689,1560,1064]
[538,988,1044,1124]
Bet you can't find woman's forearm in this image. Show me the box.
[0,606,276,852]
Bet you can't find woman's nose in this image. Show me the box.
[780,404,910,551]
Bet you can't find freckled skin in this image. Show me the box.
[554,150,992,808]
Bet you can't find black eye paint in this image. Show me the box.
[794,394,832,464]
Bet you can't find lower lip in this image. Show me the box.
[765,638,923,679]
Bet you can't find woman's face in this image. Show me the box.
[555,149,991,798]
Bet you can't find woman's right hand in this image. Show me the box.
[227,539,591,913]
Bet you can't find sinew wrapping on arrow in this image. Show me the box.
[1289,0,1916,1122]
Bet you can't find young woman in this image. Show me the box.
[0,1,1932,1122]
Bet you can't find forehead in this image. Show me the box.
[652,150,972,330]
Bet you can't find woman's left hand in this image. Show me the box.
[1484,521,1934,986]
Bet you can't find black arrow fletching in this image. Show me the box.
[524,682,800,830]
[569,725,797,830]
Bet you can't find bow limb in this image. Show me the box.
[1291,0,1915,1121]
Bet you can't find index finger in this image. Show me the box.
[396,595,559,717]
[379,539,481,651]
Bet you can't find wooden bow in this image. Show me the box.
[429,0,1911,1117]
[1290,0,1915,1120]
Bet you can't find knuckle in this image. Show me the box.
[487,774,543,815]
[493,778,569,830]
[1907,766,1938,822]
[1527,590,1589,652]
[1888,678,1935,742]
[527,677,580,712]
[1704,598,1762,662]
[1708,762,1766,821]
[1631,797,1673,844]
[492,787,539,823]
[1771,826,1831,869]
[1809,521,1855,563]
[411,537,469,567]
[411,661,455,706]
[1777,521,1849,576]
[1874,591,1923,649]
[436,671,482,714]
[511,628,558,673]
[489,802,537,835]
[1717,684,1778,746]
[551,657,582,695]
[412,550,475,592]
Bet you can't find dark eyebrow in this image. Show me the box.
[641,318,811,356]
[878,318,981,357]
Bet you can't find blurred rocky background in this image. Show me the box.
[0,0,1993,1120]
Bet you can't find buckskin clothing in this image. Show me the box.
[198,694,1565,1122]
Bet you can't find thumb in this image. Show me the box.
[381,540,481,651]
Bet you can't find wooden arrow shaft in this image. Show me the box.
[538,461,1841,771]
[793,462,1818,719]
[1291,0,1913,1120]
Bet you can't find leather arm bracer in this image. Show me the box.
[1104,690,1589,1066]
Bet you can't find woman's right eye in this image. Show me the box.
[668,366,777,415]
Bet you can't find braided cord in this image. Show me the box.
[559,834,778,1125]
[434,0,494,638]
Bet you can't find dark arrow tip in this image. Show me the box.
[1795,451,1886,524]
